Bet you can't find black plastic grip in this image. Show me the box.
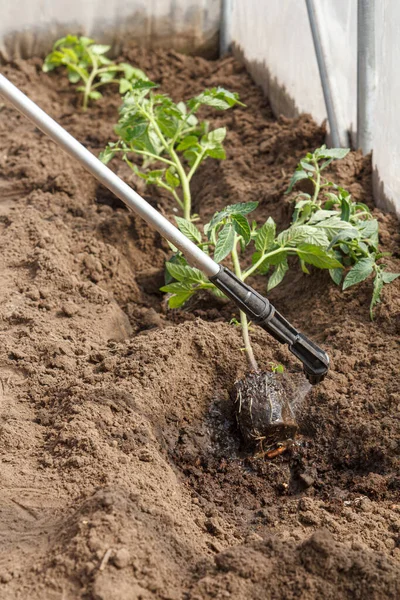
[209,266,329,384]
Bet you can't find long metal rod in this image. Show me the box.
[305,0,342,148]
[220,0,233,56]
[357,0,376,153]
[0,74,219,277]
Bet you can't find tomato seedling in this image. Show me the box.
[43,35,147,110]
[160,201,343,370]
[287,145,400,318]
[100,81,244,220]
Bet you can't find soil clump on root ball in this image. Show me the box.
[233,371,309,455]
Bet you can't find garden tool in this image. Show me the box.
[0,74,329,383]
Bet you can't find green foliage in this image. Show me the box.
[100,82,244,220]
[287,145,399,318]
[43,35,147,110]
[162,145,398,320]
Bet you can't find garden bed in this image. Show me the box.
[0,46,400,599]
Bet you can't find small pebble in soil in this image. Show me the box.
[232,371,310,455]
[112,548,131,569]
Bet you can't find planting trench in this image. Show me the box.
[0,47,400,599]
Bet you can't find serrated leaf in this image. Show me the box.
[315,147,350,160]
[286,169,309,193]
[168,291,193,308]
[255,217,276,252]
[315,216,357,238]
[165,168,180,188]
[267,260,289,291]
[174,217,202,243]
[308,210,338,224]
[166,262,205,283]
[176,135,199,151]
[328,227,361,249]
[67,68,81,83]
[214,223,235,263]
[208,202,258,231]
[297,245,344,269]
[382,272,400,284]
[89,90,102,100]
[119,78,132,94]
[90,44,111,55]
[206,146,226,159]
[342,258,374,290]
[359,219,379,248]
[278,225,329,248]
[232,214,251,244]
[160,282,192,294]
[329,268,343,285]
[207,127,226,144]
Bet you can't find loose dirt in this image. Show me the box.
[0,47,399,600]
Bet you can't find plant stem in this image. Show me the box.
[146,111,192,220]
[170,148,192,220]
[231,236,259,372]
[312,157,321,203]
[242,247,287,281]
[83,49,98,111]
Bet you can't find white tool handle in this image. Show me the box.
[0,74,219,277]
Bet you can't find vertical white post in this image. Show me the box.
[220,0,233,56]
[305,0,344,148]
[357,0,376,153]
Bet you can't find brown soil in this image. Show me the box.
[0,47,399,600]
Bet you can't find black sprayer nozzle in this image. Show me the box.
[209,267,329,384]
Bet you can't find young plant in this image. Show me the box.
[287,145,400,318]
[43,35,147,111]
[160,201,343,371]
[100,82,244,220]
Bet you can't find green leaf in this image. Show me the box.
[168,291,194,309]
[189,87,244,111]
[160,281,192,293]
[286,169,309,193]
[206,147,226,160]
[176,135,199,151]
[99,146,116,164]
[165,168,180,188]
[255,217,276,252]
[89,90,102,100]
[278,225,329,248]
[382,272,400,284]
[232,214,251,244]
[308,210,338,224]
[166,262,205,283]
[342,258,375,290]
[359,219,379,248]
[315,147,350,160]
[329,268,343,285]
[119,78,132,94]
[174,217,202,243]
[267,260,289,291]
[67,67,81,83]
[207,127,226,144]
[297,245,344,269]
[208,202,258,231]
[90,44,111,55]
[315,216,358,238]
[328,227,361,249]
[214,223,235,263]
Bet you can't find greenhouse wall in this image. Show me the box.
[0,0,222,60]
[230,0,400,216]
[0,0,399,214]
